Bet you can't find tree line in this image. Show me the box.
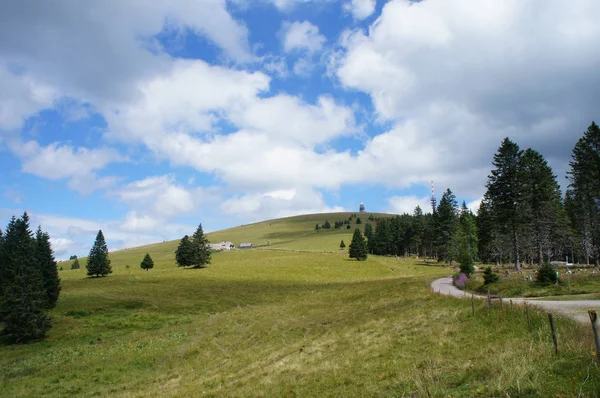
[357,122,600,271]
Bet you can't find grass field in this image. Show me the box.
[2,213,600,397]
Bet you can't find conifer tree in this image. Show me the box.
[486,138,525,271]
[323,220,331,229]
[349,228,368,261]
[436,189,458,263]
[86,230,112,277]
[340,239,346,250]
[35,226,61,308]
[71,257,81,270]
[176,235,194,267]
[356,217,362,224]
[364,223,374,254]
[191,223,211,268]
[455,202,478,276]
[140,253,154,271]
[412,206,424,257]
[0,213,51,343]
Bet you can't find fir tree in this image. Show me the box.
[140,253,154,271]
[455,202,478,276]
[191,223,211,268]
[323,220,331,229]
[71,257,81,270]
[0,213,51,343]
[486,138,525,271]
[436,189,459,263]
[340,239,346,250]
[315,223,320,231]
[364,223,374,254]
[86,230,112,277]
[349,228,368,261]
[35,226,61,308]
[356,217,362,224]
[412,206,424,257]
[483,267,500,285]
[176,235,194,267]
[537,263,558,285]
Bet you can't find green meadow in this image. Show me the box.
[1,213,599,397]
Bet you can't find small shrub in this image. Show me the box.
[483,267,500,285]
[536,263,558,285]
[459,262,475,277]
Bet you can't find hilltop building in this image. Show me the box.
[210,241,235,251]
[238,242,253,249]
[359,202,365,212]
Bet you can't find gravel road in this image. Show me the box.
[431,276,600,323]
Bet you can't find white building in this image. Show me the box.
[210,241,235,251]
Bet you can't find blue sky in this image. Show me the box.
[1,0,599,259]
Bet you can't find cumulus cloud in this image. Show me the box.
[343,0,376,19]
[280,21,326,54]
[387,195,432,215]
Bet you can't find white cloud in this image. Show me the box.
[387,195,432,215]
[343,0,376,19]
[281,21,326,54]
[9,140,125,194]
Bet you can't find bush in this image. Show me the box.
[459,262,475,277]
[483,267,500,285]
[536,263,558,285]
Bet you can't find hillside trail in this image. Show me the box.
[431,276,600,324]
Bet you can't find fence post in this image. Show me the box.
[487,290,491,309]
[589,310,600,362]
[526,303,531,331]
[471,293,475,316]
[548,313,558,353]
[499,297,503,311]
[510,300,513,311]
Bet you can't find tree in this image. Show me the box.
[455,202,478,276]
[482,267,500,285]
[86,230,112,277]
[71,258,81,270]
[536,263,558,285]
[176,235,194,267]
[485,138,525,271]
[69,255,77,260]
[412,206,424,257]
[340,239,346,250]
[520,149,563,264]
[323,220,331,229]
[140,253,154,271]
[567,122,600,266]
[0,213,51,343]
[364,223,374,254]
[436,189,459,263]
[191,223,211,268]
[315,223,320,231]
[35,226,61,308]
[346,224,351,229]
[356,217,362,224]
[349,228,368,261]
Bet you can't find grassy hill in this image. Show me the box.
[2,212,599,397]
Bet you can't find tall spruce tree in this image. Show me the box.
[35,226,61,308]
[567,122,600,266]
[364,223,374,254]
[191,223,211,268]
[176,235,194,267]
[486,138,525,271]
[412,206,424,257]
[86,230,112,277]
[455,202,478,275]
[140,253,154,271]
[71,257,81,270]
[349,228,368,261]
[520,149,563,264]
[436,189,459,263]
[0,213,51,343]
[340,239,346,250]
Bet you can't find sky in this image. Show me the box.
[0,0,599,259]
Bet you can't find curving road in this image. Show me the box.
[431,277,600,324]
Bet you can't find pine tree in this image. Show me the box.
[356,217,362,224]
[340,239,346,250]
[412,206,424,257]
[455,202,478,276]
[0,213,51,343]
[483,267,500,285]
[140,253,154,271]
[349,228,368,261]
[323,220,331,229]
[436,189,458,263]
[364,223,374,254]
[35,226,61,308]
[567,122,600,266]
[86,230,112,277]
[315,223,320,231]
[191,223,211,268]
[486,138,525,271]
[520,149,563,264]
[176,235,194,267]
[71,257,81,270]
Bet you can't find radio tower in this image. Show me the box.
[430,181,437,214]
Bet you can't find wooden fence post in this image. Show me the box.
[471,293,475,317]
[589,310,600,362]
[487,290,491,309]
[510,300,513,311]
[548,313,558,353]
[499,297,503,311]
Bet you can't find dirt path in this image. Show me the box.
[431,276,600,323]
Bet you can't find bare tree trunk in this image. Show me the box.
[513,225,520,272]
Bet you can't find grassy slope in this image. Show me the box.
[3,213,600,397]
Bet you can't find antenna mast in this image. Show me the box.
[430,180,437,214]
